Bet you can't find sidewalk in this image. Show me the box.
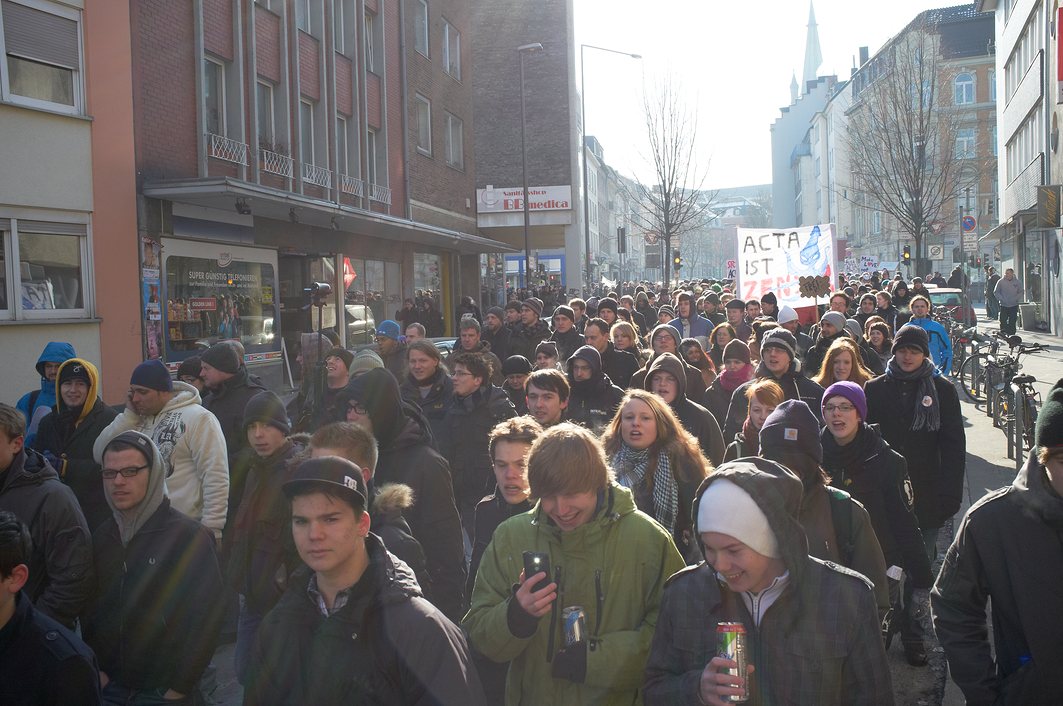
[940,310,1060,706]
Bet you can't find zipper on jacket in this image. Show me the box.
[120,557,128,679]
[546,564,563,662]
[590,569,605,651]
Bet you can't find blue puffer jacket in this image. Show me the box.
[906,317,952,374]
[16,342,77,447]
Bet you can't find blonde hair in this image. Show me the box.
[813,337,873,388]
[602,390,709,485]
[746,379,785,414]
[610,321,640,349]
[527,423,613,499]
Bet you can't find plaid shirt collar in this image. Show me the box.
[307,573,353,617]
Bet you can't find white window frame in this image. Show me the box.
[296,0,311,33]
[364,11,376,72]
[954,72,975,105]
[204,57,226,136]
[414,93,431,155]
[300,99,315,166]
[444,111,463,169]
[0,0,85,115]
[443,19,460,79]
[413,0,428,57]
[988,69,996,102]
[336,114,349,175]
[333,0,344,53]
[955,127,976,159]
[871,210,882,234]
[0,217,93,320]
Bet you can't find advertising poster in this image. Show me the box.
[736,224,836,308]
[141,238,162,359]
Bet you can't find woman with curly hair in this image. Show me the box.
[723,378,784,462]
[866,320,894,371]
[604,389,709,560]
[707,322,736,369]
[813,337,875,389]
[679,337,716,388]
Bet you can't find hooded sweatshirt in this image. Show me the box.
[566,345,624,434]
[93,382,230,541]
[32,358,119,532]
[16,342,76,448]
[644,353,725,466]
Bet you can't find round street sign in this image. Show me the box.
[930,220,945,235]
[961,215,977,232]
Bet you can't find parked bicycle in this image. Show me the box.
[957,330,1005,404]
[999,371,1042,471]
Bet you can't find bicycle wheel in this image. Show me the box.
[1021,394,1038,451]
[993,388,1009,430]
[958,354,987,403]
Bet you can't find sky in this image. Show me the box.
[572,0,967,190]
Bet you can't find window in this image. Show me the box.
[337,115,349,175]
[364,11,376,72]
[1,0,83,113]
[256,81,274,147]
[204,58,225,135]
[988,69,996,102]
[956,128,976,158]
[413,0,428,57]
[990,125,997,157]
[871,210,882,234]
[414,94,431,154]
[444,111,463,169]
[296,0,311,32]
[367,129,378,185]
[443,20,460,79]
[334,0,344,53]
[954,73,975,104]
[300,100,314,165]
[0,218,90,319]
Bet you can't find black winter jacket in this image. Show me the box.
[84,499,224,694]
[566,347,625,434]
[370,483,430,598]
[932,454,1063,706]
[630,353,707,405]
[723,362,825,441]
[400,367,454,442]
[600,342,640,389]
[203,366,267,464]
[502,382,529,415]
[33,396,118,533]
[0,591,101,706]
[864,371,965,530]
[440,385,517,510]
[507,319,552,362]
[244,536,486,706]
[467,488,532,597]
[643,354,726,466]
[821,424,933,587]
[0,449,93,629]
[549,327,585,362]
[482,324,511,361]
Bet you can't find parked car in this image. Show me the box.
[928,287,976,326]
[345,304,376,344]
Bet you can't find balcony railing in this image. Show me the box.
[302,163,332,189]
[207,133,249,165]
[340,174,365,197]
[369,183,392,205]
[260,149,294,177]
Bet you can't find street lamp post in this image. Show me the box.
[518,43,543,290]
[580,43,641,295]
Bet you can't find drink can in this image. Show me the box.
[562,606,586,646]
[716,622,749,702]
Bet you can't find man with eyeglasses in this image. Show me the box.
[0,403,93,630]
[94,360,229,543]
[85,431,224,705]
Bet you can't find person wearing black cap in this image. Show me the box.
[482,306,512,361]
[0,404,93,631]
[0,510,101,706]
[176,355,206,395]
[32,358,119,532]
[722,328,825,443]
[566,345,624,434]
[644,458,893,705]
[700,292,725,327]
[933,379,1063,705]
[201,341,267,469]
[865,324,964,666]
[596,297,620,328]
[86,431,224,705]
[245,457,486,705]
[549,304,585,361]
[724,298,752,343]
[94,360,230,542]
[507,298,552,363]
[501,355,533,415]
[759,290,779,320]
[339,368,466,620]
[225,391,305,684]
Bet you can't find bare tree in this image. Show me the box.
[843,17,983,274]
[625,78,716,289]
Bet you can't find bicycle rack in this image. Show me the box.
[1005,382,1019,465]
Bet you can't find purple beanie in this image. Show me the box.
[822,381,867,420]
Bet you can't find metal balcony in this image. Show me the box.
[340,174,366,197]
[260,149,294,177]
[302,163,333,189]
[207,133,249,165]
[369,183,392,205]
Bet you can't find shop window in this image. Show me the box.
[1,0,83,114]
[343,256,400,343]
[0,218,90,320]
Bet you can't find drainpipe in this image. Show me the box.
[397,0,413,220]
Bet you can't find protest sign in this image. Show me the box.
[736,224,836,308]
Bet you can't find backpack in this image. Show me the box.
[826,486,857,568]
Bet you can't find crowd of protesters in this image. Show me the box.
[3,265,1061,706]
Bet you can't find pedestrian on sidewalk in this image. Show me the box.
[993,268,1024,336]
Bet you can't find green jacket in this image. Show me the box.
[463,483,685,705]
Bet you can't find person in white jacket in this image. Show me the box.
[993,268,1024,336]
[93,360,228,541]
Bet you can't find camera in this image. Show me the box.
[304,282,333,307]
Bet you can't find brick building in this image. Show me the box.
[130,0,504,388]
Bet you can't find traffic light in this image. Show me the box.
[673,250,682,271]
[902,245,911,262]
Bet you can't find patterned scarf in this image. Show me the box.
[885,357,940,431]
[612,442,679,535]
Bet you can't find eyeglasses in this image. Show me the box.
[823,403,857,414]
[102,465,149,479]
[450,370,473,378]
[347,402,368,415]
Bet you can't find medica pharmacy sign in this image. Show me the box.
[476,185,573,213]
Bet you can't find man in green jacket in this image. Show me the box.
[463,423,685,705]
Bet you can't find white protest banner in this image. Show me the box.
[736,223,836,308]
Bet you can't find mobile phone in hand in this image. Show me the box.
[522,551,551,592]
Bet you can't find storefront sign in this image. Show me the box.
[736,224,837,308]
[189,297,217,311]
[476,185,572,213]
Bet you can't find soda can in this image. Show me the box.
[562,606,586,646]
[716,622,749,702]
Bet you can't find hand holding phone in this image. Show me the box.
[522,551,551,592]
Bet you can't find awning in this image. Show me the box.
[142,177,516,255]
